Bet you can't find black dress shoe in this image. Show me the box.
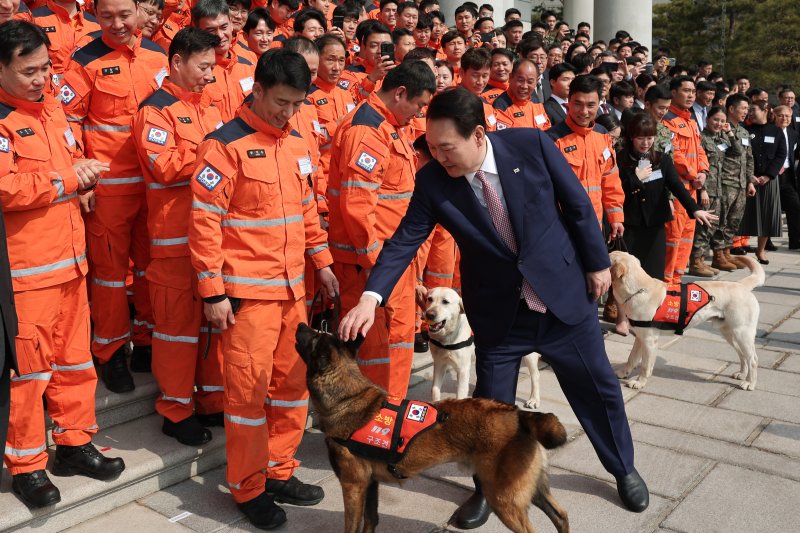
[450,491,492,529]
[616,469,649,512]
[730,246,746,255]
[237,492,287,530]
[101,347,135,393]
[196,412,225,427]
[130,345,152,373]
[414,332,429,353]
[163,415,212,446]
[265,475,324,506]
[765,238,777,251]
[744,245,756,253]
[12,470,61,508]
[756,256,770,265]
[52,442,125,480]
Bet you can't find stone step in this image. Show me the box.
[0,414,227,533]
[45,372,160,447]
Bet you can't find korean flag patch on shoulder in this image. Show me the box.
[147,127,169,145]
[196,164,223,191]
[59,83,76,105]
[356,151,378,173]
[0,136,9,153]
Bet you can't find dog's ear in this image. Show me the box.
[343,334,365,355]
[459,297,465,315]
[610,261,626,279]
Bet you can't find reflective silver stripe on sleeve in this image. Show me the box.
[264,398,309,408]
[92,277,126,288]
[93,332,131,344]
[341,180,381,190]
[11,254,87,278]
[51,360,94,371]
[357,357,391,366]
[99,177,144,185]
[52,177,65,196]
[133,319,154,329]
[222,273,304,287]
[198,271,220,280]
[327,187,339,196]
[377,192,413,200]
[224,413,267,426]
[306,244,328,256]
[389,342,414,349]
[161,394,192,405]
[82,124,131,132]
[11,372,52,382]
[301,193,314,206]
[424,270,453,279]
[192,200,228,215]
[151,237,189,246]
[53,192,78,204]
[197,385,224,392]
[329,240,380,255]
[153,332,199,344]
[221,215,304,228]
[148,180,190,190]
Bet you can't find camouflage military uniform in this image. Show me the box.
[713,123,754,249]
[691,129,727,259]
[654,122,673,154]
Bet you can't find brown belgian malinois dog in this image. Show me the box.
[295,323,570,533]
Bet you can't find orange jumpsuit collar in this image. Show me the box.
[100,29,143,53]
[367,91,402,128]
[488,79,509,91]
[314,77,337,92]
[161,77,204,105]
[0,85,51,114]
[238,104,292,140]
[669,104,692,120]
[566,114,594,136]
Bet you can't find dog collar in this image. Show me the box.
[429,335,475,351]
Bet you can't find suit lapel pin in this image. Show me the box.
[513,168,520,173]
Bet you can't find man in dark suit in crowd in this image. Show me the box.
[339,87,649,529]
[544,63,575,126]
[0,203,18,482]
[775,105,800,249]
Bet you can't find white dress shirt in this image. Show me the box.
[363,139,503,305]
[692,102,708,132]
[783,127,791,169]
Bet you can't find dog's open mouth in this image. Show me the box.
[427,319,446,333]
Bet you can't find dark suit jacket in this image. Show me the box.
[747,123,788,179]
[544,96,567,126]
[0,207,17,375]
[364,129,610,349]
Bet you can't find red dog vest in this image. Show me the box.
[334,399,442,478]
[628,283,713,335]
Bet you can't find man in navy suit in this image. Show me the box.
[339,87,649,528]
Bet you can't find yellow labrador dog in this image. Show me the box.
[609,251,764,391]
[424,287,542,408]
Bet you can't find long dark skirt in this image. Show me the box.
[738,177,783,237]
[623,225,666,280]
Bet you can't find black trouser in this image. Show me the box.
[780,170,800,247]
[0,354,10,483]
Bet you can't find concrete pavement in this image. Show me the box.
[66,244,800,533]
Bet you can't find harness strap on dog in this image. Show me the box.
[628,283,714,335]
[429,335,475,351]
[332,398,443,479]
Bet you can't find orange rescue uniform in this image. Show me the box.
[662,105,709,282]
[547,114,625,227]
[327,92,417,399]
[189,105,332,503]
[0,87,97,475]
[492,92,552,131]
[60,32,167,362]
[133,79,224,423]
[206,52,255,122]
[32,1,100,77]
[482,80,507,102]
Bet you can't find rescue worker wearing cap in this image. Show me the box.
[132,27,224,446]
[60,0,168,393]
[662,76,710,283]
[493,59,552,131]
[31,0,100,82]
[0,20,125,509]
[547,74,624,235]
[192,0,254,122]
[339,19,394,101]
[457,48,497,132]
[189,49,337,530]
[328,60,436,399]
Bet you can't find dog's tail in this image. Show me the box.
[736,256,766,291]
[519,411,567,449]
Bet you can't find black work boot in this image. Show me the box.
[52,442,126,480]
[196,412,225,427]
[450,476,491,529]
[414,332,429,353]
[237,492,287,530]
[101,346,135,393]
[162,415,212,446]
[12,470,61,508]
[265,475,324,506]
[130,345,152,373]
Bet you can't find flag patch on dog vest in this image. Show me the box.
[629,283,713,335]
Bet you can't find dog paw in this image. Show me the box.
[616,369,630,379]
[524,399,540,410]
[627,379,646,390]
[732,371,745,380]
[739,381,755,391]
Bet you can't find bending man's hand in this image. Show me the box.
[586,268,611,301]
[338,293,378,341]
[316,266,339,299]
[609,222,625,240]
[204,299,236,331]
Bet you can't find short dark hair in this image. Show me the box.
[0,20,50,67]
[549,62,576,82]
[413,133,432,160]
[168,27,221,64]
[577,21,590,30]
[569,74,603,99]
[726,93,750,111]
[255,48,311,92]
[610,81,635,102]
[440,29,464,48]
[428,10,445,25]
[479,4,493,13]
[283,35,318,56]
[669,75,694,92]
[503,19,523,31]
[490,47,514,63]
[333,2,360,20]
[454,4,478,19]
[356,19,391,46]
[475,17,493,30]
[696,80,716,93]
[569,52,593,74]
[228,0,250,8]
[779,86,796,98]
[392,28,413,45]
[293,9,326,33]
[381,59,436,99]
[460,47,490,72]
[397,1,418,15]
[511,58,538,76]
[595,112,621,133]
[427,86,486,137]
[735,74,749,82]
[192,0,230,25]
[244,7,276,33]
[645,84,672,103]
[634,73,656,90]
[274,0,300,8]
[315,33,346,54]
[416,13,433,30]
[379,0,398,9]
[403,46,436,63]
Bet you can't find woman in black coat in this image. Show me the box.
[618,114,717,278]
[738,101,787,264]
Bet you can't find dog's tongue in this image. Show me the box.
[429,320,445,332]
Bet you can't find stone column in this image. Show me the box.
[593,0,652,50]
[562,0,594,39]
